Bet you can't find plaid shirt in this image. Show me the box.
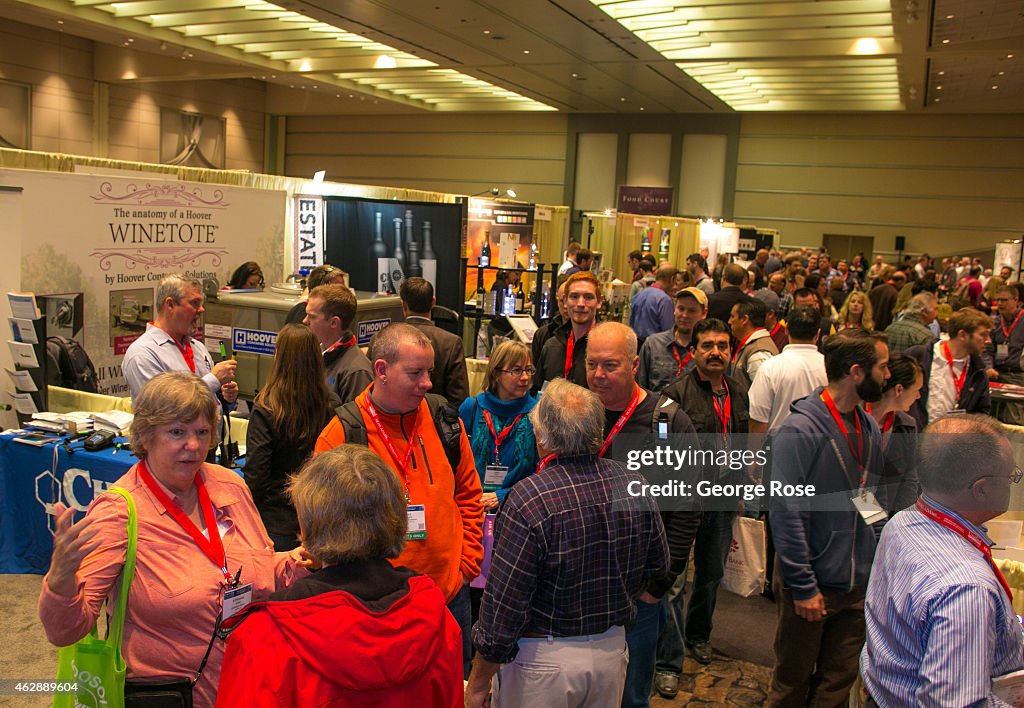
[472,454,668,663]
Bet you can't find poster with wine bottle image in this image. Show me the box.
[323,197,466,311]
[465,200,537,311]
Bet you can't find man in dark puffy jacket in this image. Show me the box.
[767,329,890,707]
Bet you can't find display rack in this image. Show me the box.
[462,260,558,358]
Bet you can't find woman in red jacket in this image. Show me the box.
[216,444,463,707]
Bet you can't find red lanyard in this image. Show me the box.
[770,322,782,338]
[880,411,895,434]
[565,325,592,378]
[916,497,1013,602]
[137,459,230,584]
[483,411,523,462]
[821,388,866,486]
[711,381,731,437]
[1002,309,1023,339]
[599,385,642,457]
[733,329,765,364]
[364,395,420,499]
[537,454,558,472]
[154,324,196,373]
[671,343,692,374]
[323,332,356,355]
[942,341,968,401]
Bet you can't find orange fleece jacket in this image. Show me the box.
[314,388,484,601]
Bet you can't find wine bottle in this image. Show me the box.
[480,231,491,268]
[372,212,388,257]
[405,209,415,252]
[504,285,516,316]
[393,217,406,272]
[484,285,496,315]
[516,282,526,313]
[407,240,422,278]
[475,281,486,312]
[421,220,436,260]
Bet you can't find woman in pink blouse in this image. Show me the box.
[39,372,309,707]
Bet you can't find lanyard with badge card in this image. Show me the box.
[365,396,427,540]
[820,389,887,525]
[482,411,522,491]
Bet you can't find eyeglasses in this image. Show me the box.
[969,466,1024,488]
[500,367,536,378]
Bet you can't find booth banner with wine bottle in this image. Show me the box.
[323,197,466,312]
[464,200,537,300]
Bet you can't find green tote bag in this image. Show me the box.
[53,486,138,708]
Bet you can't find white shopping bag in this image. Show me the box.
[721,516,767,598]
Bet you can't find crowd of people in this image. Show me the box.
[37,243,1024,706]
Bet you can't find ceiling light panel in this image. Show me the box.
[61,0,555,110]
[588,0,902,110]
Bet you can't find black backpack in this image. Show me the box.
[45,336,99,393]
[335,393,462,471]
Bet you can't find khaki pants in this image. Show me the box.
[492,626,628,708]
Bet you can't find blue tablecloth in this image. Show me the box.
[0,433,244,574]
[0,433,137,574]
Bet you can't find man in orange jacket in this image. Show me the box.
[315,322,484,676]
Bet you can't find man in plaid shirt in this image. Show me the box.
[466,379,669,707]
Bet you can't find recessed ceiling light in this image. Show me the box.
[946,14,955,19]
[999,71,1006,76]
[620,97,626,101]
[942,39,950,44]
[934,98,941,102]
[938,71,945,75]
[992,85,999,90]
[640,107,645,111]
[1008,54,1015,59]
[936,85,942,90]
[523,50,530,54]
[483,29,490,34]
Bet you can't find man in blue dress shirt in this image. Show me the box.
[861,414,1024,706]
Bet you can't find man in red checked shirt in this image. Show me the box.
[533,270,603,392]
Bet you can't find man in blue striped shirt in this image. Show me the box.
[861,414,1024,706]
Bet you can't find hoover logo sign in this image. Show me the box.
[232,327,278,356]
[357,318,391,346]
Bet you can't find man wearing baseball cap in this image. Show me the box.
[638,287,708,392]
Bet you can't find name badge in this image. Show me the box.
[484,464,508,490]
[407,504,427,540]
[997,344,1010,361]
[222,583,253,621]
[851,490,888,525]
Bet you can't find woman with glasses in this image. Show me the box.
[868,352,924,513]
[458,340,540,511]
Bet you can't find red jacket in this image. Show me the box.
[216,575,463,707]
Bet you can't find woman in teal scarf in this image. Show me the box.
[458,341,540,510]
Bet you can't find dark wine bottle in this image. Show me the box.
[407,240,422,278]
[372,212,388,257]
[421,220,436,260]
[475,281,486,311]
[480,231,491,268]
[393,217,406,272]
[515,282,525,313]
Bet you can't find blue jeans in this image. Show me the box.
[447,582,472,679]
[622,599,666,708]
[655,510,735,674]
